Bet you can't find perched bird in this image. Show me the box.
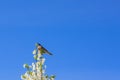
[35,43,52,55]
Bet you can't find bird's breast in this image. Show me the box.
[37,46,42,50]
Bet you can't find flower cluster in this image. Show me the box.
[21,47,55,80]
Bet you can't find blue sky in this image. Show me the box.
[0,0,120,80]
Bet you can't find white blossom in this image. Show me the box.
[31,63,35,71]
[32,49,37,54]
[42,58,45,64]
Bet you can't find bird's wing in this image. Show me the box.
[42,47,52,55]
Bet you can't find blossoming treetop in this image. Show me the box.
[21,43,55,80]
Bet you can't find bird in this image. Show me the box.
[35,43,52,55]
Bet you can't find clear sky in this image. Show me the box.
[0,0,120,80]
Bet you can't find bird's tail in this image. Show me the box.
[47,52,53,55]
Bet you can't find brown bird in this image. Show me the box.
[35,43,52,55]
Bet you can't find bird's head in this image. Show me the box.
[35,42,41,47]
